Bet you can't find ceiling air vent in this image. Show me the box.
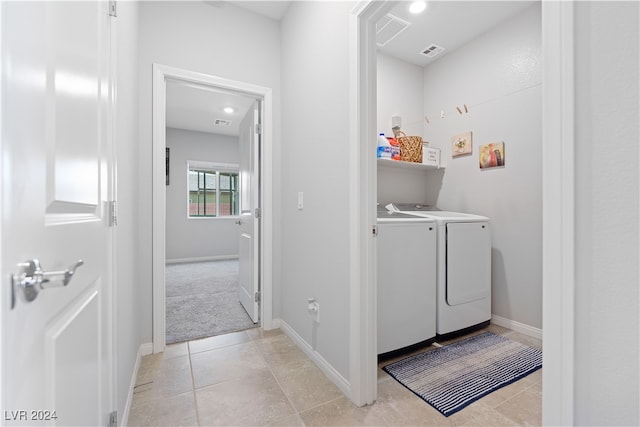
[214,118,232,126]
[420,44,446,58]
[376,14,410,47]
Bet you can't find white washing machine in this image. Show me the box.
[377,208,437,355]
[393,204,491,337]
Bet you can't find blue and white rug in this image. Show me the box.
[382,331,542,417]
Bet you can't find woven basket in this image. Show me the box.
[394,131,423,163]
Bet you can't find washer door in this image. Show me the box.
[446,222,491,305]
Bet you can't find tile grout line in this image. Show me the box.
[251,334,305,423]
[189,332,265,393]
[188,330,254,356]
[296,395,346,417]
[254,332,362,424]
[492,374,542,411]
[188,331,308,425]
[468,328,542,427]
[148,326,539,427]
[187,341,202,427]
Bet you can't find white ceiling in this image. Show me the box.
[378,1,538,67]
[202,1,292,20]
[166,1,538,135]
[166,82,256,136]
[232,0,292,20]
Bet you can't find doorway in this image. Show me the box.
[164,81,259,344]
[353,1,574,422]
[152,64,275,353]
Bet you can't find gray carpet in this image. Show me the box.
[166,260,256,344]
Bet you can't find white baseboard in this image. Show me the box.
[140,342,153,356]
[165,255,238,265]
[278,320,351,399]
[121,342,153,427]
[265,318,281,330]
[491,314,542,341]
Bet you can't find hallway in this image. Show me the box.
[128,325,541,426]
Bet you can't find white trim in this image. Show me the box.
[0,0,4,413]
[266,318,281,331]
[121,343,153,427]
[279,320,351,398]
[165,255,238,265]
[139,342,153,356]
[186,217,240,221]
[349,0,396,407]
[152,64,274,352]
[152,65,167,354]
[491,315,542,341]
[542,2,575,426]
[107,7,118,415]
[187,160,238,173]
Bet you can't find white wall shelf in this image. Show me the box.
[376,158,445,171]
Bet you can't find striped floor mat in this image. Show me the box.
[382,331,542,417]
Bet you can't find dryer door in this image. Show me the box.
[446,222,491,305]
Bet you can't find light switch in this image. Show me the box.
[297,192,304,210]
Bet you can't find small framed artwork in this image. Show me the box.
[479,141,505,169]
[451,131,472,157]
[166,147,170,185]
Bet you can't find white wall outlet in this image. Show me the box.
[297,191,304,210]
[307,297,320,323]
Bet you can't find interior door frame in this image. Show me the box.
[352,0,575,421]
[348,0,395,406]
[1,1,5,412]
[540,2,576,424]
[151,64,274,353]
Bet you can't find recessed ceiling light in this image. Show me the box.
[223,106,234,114]
[409,1,427,14]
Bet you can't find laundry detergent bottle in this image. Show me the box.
[377,133,392,159]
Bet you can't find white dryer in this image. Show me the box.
[377,208,437,355]
[394,204,491,337]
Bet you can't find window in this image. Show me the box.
[187,161,239,217]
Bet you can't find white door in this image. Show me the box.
[237,101,260,323]
[1,2,114,426]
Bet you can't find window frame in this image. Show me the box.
[186,160,239,219]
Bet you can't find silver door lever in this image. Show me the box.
[11,259,84,309]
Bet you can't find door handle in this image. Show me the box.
[235,220,242,225]
[11,259,84,309]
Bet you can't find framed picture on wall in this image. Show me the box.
[451,131,472,157]
[479,141,505,169]
[166,147,170,185]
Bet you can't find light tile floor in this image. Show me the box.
[127,324,542,426]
